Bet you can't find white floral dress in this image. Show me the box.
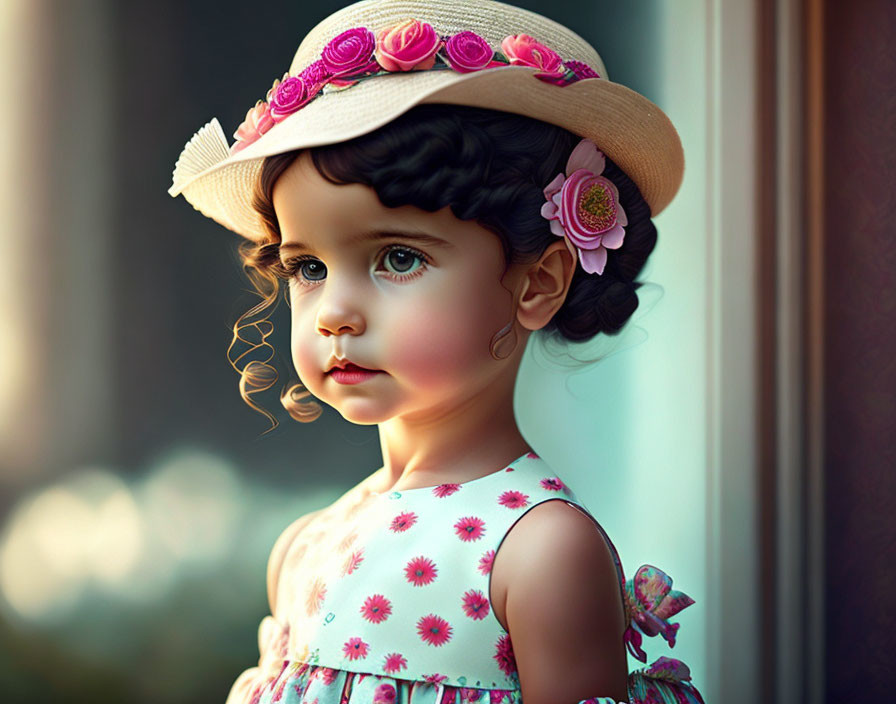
[225,452,704,704]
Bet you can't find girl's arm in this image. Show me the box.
[499,500,629,704]
[223,509,324,704]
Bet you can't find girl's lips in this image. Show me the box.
[329,362,378,373]
[328,363,383,384]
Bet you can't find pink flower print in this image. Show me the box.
[540,476,566,492]
[498,490,530,509]
[417,614,454,646]
[315,666,339,685]
[438,687,458,704]
[422,672,449,684]
[478,549,496,576]
[375,18,441,72]
[490,691,513,704]
[493,633,518,677]
[383,652,408,674]
[405,555,438,586]
[390,511,418,532]
[461,589,490,620]
[461,689,484,703]
[292,543,308,563]
[342,636,370,660]
[455,515,486,542]
[341,548,364,576]
[504,466,514,472]
[526,451,539,459]
[373,683,397,704]
[360,593,393,623]
[338,530,358,552]
[305,577,327,616]
[433,483,461,498]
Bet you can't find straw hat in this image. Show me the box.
[167,0,684,242]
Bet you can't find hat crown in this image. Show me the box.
[289,0,607,79]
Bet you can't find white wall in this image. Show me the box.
[516,1,760,701]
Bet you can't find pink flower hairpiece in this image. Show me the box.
[230,19,601,154]
[540,138,628,276]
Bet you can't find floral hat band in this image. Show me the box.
[168,0,685,242]
[231,19,601,154]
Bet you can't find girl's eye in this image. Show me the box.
[280,245,429,287]
[295,259,327,282]
[382,247,425,276]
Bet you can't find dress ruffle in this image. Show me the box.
[575,657,706,704]
[237,659,524,703]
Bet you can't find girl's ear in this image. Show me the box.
[515,239,578,331]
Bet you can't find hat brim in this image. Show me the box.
[169,65,683,242]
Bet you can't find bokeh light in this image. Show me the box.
[0,447,248,624]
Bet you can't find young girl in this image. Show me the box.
[168,1,705,703]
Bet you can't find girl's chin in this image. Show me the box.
[327,399,395,426]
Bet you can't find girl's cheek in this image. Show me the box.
[380,287,504,384]
[290,310,323,384]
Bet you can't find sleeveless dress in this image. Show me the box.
[225,451,705,704]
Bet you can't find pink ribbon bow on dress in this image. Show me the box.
[623,564,695,663]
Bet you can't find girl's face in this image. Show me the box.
[272,151,528,426]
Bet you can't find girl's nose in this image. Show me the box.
[314,286,366,337]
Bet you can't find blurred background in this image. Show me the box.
[0,0,892,703]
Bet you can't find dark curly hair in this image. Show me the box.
[230,103,658,430]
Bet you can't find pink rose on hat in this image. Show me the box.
[540,139,628,276]
[500,33,564,72]
[444,30,502,73]
[375,18,441,71]
[322,27,380,82]
[268,76,319,123]
[537,59,601,86]
[231,101,274,154]
[299,59,333,90]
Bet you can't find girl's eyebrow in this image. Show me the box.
[279,228,454,256]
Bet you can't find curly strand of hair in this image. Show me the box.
[228,237,322,431]
[227,249,280,433]
[227,174,324,428]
